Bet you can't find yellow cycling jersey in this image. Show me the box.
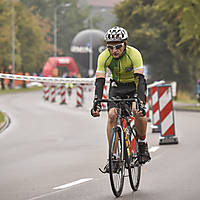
[96,45,143,83]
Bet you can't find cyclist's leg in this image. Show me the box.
[132,96,151,164]
[100,108,118,174]
[134,115,147,141]
[134,116,151,163]
[100,86,119,173]
[107,108,117,144]
[107,84,118,145]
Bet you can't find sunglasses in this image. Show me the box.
[107,43,124,50]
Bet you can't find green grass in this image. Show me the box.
[0,111,5,125]
[0,86,42,95]
[175,90,197,103]
[175,105,200,111]
[173,90,200,111]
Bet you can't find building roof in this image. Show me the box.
[87,0,122,7]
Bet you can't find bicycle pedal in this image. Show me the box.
[99,167,108,174]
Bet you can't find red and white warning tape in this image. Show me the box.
[0,73,95,84]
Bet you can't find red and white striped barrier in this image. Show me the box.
[76,84,83,107]
[43,83,50,101]
[157,85,178,144]
[57,84,61,96]
[151,86,161,132]
[50,84,56,103]
[60,84,67,105]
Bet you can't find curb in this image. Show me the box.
[0,112,11,134]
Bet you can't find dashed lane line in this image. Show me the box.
[28,178,93,200]
[53,178,93,190]
[28,147,159,199]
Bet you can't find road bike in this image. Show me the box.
[97,96,145,197]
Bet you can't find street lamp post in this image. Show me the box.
[54,3,71,67]
[12,0,15,73]
[88,15,94,77]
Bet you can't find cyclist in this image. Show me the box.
[91,26,151,170]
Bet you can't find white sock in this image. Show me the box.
[138,138,147,143]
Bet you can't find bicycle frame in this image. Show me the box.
[97,97,143,197]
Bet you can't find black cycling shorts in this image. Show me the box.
[108,80,137,111]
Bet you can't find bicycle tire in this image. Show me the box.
[109,126,125,197]
[128,129,141,191]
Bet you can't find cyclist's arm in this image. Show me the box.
[131,49,146,103]
[94,53,107,100]
[94,73,105,100]
[91,66,106,117]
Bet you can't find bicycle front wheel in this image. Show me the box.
[109,126,125,197]
[128,133,141,191]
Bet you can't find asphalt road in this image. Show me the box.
[0,89,200,200]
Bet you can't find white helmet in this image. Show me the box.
[104,26,128,42]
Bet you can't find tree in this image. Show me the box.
[114,0,200,91]
[154,0,200,90]
[20,0,89,57]
[0,0,14,69]
[114,0,174,82]
[15,2,52,72]
[0,0,52,73]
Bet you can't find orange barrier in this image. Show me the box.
[1,72,31,87]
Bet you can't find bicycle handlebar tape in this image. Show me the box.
[157,84,178,145]
[76,84,84,107]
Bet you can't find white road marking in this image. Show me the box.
[149,146,160,153]
[53,178,93,190]
[28,146,159,200]
[28,178,93,200]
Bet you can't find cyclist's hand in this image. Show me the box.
[91,99,101,117]
[132,102,140,118]
[132,101,146,118]
[91,108,100,117]
[139,101,146,117]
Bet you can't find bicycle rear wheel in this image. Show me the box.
[128,131,141,191]
[109,126,125,197]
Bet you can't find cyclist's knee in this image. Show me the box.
[135,117,147,138]
[108,108,116,123]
